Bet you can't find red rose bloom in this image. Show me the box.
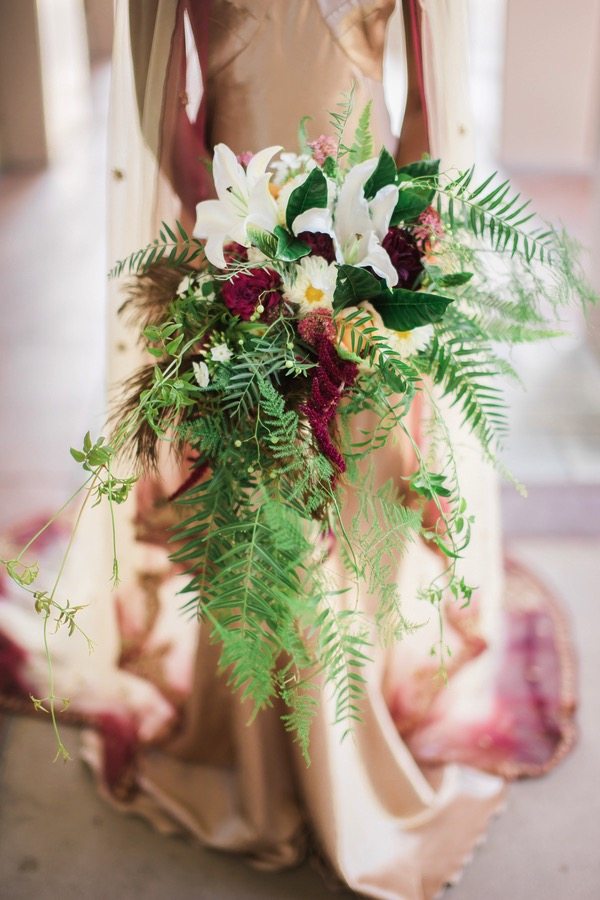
[221,267,283,321]
[382,227,423,288]
[296,231,337,264]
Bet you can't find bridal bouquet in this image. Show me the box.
[2,100,592,759]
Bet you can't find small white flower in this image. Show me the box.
[271,152,312,186]
[192,360,210,388]
[284,256,337,316]
[385,324,434,359]
[210,342,233,363]
[177,274,194,296]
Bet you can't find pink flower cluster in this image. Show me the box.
[308,134,337,167]
[413,206,444,252]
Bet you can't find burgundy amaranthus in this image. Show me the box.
[221,267,283,321]
[301,337,358,473]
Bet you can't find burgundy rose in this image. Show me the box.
[296,231,337,264]
[221,267,283,321]
[382,227,423,289]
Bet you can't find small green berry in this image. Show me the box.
[256,304,265,314]
[234,439,242,448]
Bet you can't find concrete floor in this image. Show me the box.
[1,537,599,899]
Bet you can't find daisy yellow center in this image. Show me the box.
[305,285,325,305]
[395,331,411,340]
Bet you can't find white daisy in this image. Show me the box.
[210,342,233,363]
[284,256,337,316]
[385,324,434,359]
[192,361,210,388]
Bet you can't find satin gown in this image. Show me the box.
[0,3,577,899]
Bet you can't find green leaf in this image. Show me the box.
[373,288,453,330]
[297,115,312,154]
[409,470,452,500]
[397,158,440,180]
[334,265,382,310]
[246,225,278,258]
[286,168,328,230]
[70,448,85,463]
[379,360,408,392]
[273,225,311,261]
[166,335,184,355]
[348,101,374,165]
[322,156,338,179]
[363,148,397,200]
[391,158,440,225]
[437,272,474,287]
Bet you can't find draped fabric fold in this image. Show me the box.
[0,3,577,898]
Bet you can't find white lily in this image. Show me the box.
[332,157,399,288]
[194,143,281,268]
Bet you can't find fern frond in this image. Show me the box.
[109,221,205,279]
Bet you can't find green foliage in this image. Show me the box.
[419,331,510,454]
[363,148,397,199]
[347,101,374,165]
[334,265,382,310]
[437,168,553,264]
[391,159,440,224]
[285,168,329,229]
[109,221,204,279]
[273,225,311,261]
[373,288,454,330]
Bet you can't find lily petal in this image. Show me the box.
[358,232,399,288]
[246,175,279,233]
[246,145,283,183]
[334,157,378,245]
[291,206,334,237]
[193,198,235,240]
[204,233,228,269]
[369,183,399,240]
[212,143,247,204]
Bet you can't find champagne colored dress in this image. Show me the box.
[0,3,577,898]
